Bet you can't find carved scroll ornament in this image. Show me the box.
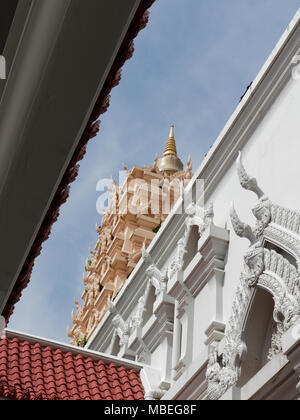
[206,153,300,400]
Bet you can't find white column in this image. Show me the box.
[171,300,182,379]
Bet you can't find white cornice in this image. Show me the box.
[191,8,300,199]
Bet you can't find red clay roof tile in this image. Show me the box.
[0,336,144,400]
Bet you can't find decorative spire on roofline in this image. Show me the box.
[157,125,184,172]
[162,125,177,157]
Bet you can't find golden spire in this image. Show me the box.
[157,125,183,172]
[162,125,178,157]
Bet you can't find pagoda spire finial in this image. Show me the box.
[157,124,183,172]
[162,125,178,158]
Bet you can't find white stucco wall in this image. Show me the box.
[209,74,300,327]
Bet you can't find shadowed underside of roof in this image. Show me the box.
[2,0,156,322]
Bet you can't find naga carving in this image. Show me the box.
[142,243,168,296]
[206,152,300,400]
[107,298,131,347]
[230,153,271,287]
[168,237,188,281]
[230,203,265,287]
[107,293,149,353]
[182,179,214,237]
[131,295,147,329]
[168,201,215,281]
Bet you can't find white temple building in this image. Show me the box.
[85,9,300,400]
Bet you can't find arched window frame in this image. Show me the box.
[206,152,300,400]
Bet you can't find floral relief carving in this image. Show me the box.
[265,216,300,267]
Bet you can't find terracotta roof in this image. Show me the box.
[0,335,144,400]
[3,0,156,322]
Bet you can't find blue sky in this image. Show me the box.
[9,1,300,343]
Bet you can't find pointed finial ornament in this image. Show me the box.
[157,125,184,172]
[162,125,178,157]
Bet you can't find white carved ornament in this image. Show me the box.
[168,200,214,281]
[206,152,300,400]
[142,243,168,296]
[107,298,131,347]
[107,292,148,352]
